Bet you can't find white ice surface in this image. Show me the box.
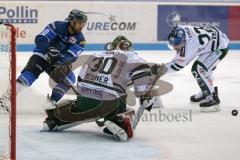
[15,50,240,160]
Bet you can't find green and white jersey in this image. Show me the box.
[77,50,155,101]
[166,25,229,73]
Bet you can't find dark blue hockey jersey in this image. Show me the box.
[33,21,86,64]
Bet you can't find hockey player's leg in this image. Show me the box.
[17,54,49,93]
[191,48,228,112]
[191,60,220,111]
[191,61,212,103]
[43,71,75,109]
[199,48,228,112]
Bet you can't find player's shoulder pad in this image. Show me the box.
[126,51,145,63]
[48,21,68,35]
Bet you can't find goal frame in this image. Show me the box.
[1,23,17,160]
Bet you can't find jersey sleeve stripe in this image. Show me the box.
[131,71,152,81]
[210,26,220,51]
[130,64,150,75]
[67,50,77,57]
[174,63,184,69]
[170,65,180,71]
[130,68,150,78]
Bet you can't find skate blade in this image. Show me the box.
[57,121,83,131]
[200,105,221,112]
[190,100,205,105]
[104,120,128,142]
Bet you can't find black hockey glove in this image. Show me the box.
[46,47,61,65]
[49,61,72,83]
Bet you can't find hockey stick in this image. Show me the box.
[132,73,160,130]
[63,77,81,96]
[49,57,81,96]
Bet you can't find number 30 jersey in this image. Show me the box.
[77,50,155,101]
[165,25,229,73]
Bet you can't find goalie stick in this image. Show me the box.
[132,69,161,130]
[64,77,80,96]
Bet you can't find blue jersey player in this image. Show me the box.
[16,9,87,109]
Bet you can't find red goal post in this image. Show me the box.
[0,23,16,160]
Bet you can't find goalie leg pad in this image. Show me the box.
[104,120,128,142]
[103,110,134,141]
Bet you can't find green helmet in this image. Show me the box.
[68,9,87,23]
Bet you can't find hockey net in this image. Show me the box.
[0,24,16,160]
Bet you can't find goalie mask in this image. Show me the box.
[104,35,133,51]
